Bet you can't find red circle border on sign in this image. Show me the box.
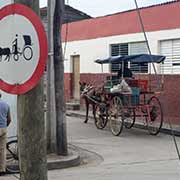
[0,4,48,94]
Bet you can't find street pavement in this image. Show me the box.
[2,115,180,180]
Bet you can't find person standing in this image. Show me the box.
[0,92,11,176]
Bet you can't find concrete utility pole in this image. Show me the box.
[47,0,57,153]
[54,0,68,155]
[14,0,47,180]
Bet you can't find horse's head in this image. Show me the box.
[79,82,94,98]
[79,81,86,92]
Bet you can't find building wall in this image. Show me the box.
[64,28,180,74]
[63,26,180,126]
[75,73,180,125]
[64,73,72,100]
[62,1,180,42]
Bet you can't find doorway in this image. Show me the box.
[72,55,80,100]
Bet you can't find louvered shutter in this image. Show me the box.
[160,39,180,74]
[172,39,180,74]
[111,43,128,72]
[129,42,148,73]
[160,40,173,74]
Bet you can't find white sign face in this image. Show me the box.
[0,15,40,84]
[0,4,48,94]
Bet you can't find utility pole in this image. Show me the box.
[14,0,47,180]
[53,0,68,155]
[47,0,57,153]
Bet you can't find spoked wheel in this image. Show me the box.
[147,96,163,135]
[94,103,108,129]
[124,108,136,129]
[23,46,33,60]
[109,96,124,136]
[6,140,19,173]
[13,54,19,61]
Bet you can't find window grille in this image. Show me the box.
[110,42,148,73]
[129,42,148,73]
[111,43,128,72]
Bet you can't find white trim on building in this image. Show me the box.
[63,29,180,75]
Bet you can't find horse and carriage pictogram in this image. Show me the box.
[0,34,33,62]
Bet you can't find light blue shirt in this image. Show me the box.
[0,99,10,128]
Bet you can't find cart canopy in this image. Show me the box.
[95,54,166,64]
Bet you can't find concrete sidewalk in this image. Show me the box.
[2,115,180,180]
[66,109,180,136]
[1,143,101,180]
[1,146,80,180]
[47,146,80,170]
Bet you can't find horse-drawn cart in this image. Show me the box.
[88,54,166,136]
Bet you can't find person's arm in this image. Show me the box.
[7,109,11,126]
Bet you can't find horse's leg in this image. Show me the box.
[7,55,10,61]
[84,98,89,123]
[92,103,95,116]
[4,55,10,61]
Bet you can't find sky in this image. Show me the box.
[0,0,177,17]
[40,0,176,17]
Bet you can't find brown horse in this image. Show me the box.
[80,82,103,123]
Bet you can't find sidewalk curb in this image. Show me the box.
[66,111,93,120]
[66,111,180,137]
[6,149,81,174]
[47,150,81,170]
[133,123,180,136]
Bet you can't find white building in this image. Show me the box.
[62,1,180,125]
[62,1,180,100]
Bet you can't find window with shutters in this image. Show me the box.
[160,39,180,74]
[129,42,148,73]
[110,42,148,73]
[111,43,128,72]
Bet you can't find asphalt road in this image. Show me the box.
[2,115,180,180]
[49,116,180,180]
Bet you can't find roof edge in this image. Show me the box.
[94,0,179,19]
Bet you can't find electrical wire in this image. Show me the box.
[133,0,180,164]
[168,118,180,161]
[133,0,161,91]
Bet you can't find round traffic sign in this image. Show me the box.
[0,4,48,94]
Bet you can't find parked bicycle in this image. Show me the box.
[6,136,19,173]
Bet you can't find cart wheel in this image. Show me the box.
[109,96,124,136]
[147,96,163,135]
[94,103,108,129]
[124,108,136,129]
[13,54,19,61]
